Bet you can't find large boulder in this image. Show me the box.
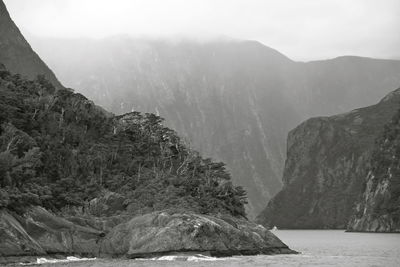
[0,209,45,256]
[100,211,295,258]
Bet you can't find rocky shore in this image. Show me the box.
[0,207,295,264]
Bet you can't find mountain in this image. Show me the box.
[348,98,400,232]
[0,65,247,219]
[28,37,298,217]
[28,36,400,217]
[0,60,292,261]
[0,1,294,259]
[0,0,62,88]
[256,88,400,229]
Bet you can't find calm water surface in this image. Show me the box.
[18,230,400,267]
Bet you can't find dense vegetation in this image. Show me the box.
[369,105,400,220]
[0,64,247,217]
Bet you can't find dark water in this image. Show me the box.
[16,230,400,267]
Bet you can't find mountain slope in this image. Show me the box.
[0,0,62,88]
[348,99,400,232]
[293,56,400,117]
[0,65,247,218]
[28,37,299,216]
[0,4,294,258]
[28,36,400,217]
[257,88,400,228]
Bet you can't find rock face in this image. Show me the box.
[0,207,104,257]
[257,88,400,229]
[100,211,294,258]
[347,172,400,232]
[0,210,44,256]
[0,207,294,259]
[22,207,104,255]
[347,93,400,232]
[29,36,400,217]
[0,0,62,88]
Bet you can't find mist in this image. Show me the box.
[4,0,400,61]
[2,0,400,264]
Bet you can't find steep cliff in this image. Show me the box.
[28,36,400,217]
[0,0,62,88]
[348,96,400,232]
[257,88,400,229]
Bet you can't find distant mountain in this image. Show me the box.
[257,88,400,229]
[0,0,62,88]
[29,36,400,217]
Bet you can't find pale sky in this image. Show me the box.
[4,0,400,60]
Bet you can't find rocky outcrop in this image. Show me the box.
[0,208,295,260]
[0,210,45,256]
[347,171,400,232]
[100,211,295,258]
[22,207,104,255]
[0,0,63,88]
[347,93,400,232]
[257,88,400,229]
[0,207,107,257]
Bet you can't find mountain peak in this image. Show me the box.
[0,0,63,89]
[380,87,400,103]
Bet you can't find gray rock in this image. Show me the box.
[65,214,129,232]
[22,206,104,255]
[0,209,45,256]
[100,211,295,258]
[0,207,295,259]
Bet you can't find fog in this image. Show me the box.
[4,0,400,60]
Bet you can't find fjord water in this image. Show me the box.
[25,230,400,267]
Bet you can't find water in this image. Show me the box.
[15,230,400,267]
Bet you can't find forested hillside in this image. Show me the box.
[0,63,247,217]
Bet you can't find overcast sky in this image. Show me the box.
[4,0,400,61]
